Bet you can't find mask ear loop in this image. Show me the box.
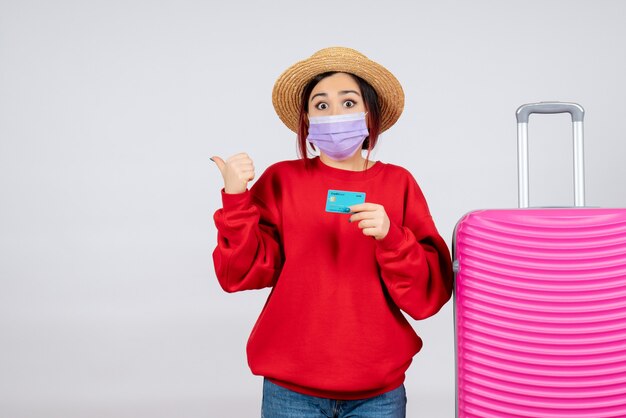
[306,140,319,157]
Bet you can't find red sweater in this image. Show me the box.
[212,156,453,400]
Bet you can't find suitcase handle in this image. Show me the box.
[515,102,586,208]
[516,102,584,124]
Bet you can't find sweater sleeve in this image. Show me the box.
[374,173,453,320]
[211,168,283,293]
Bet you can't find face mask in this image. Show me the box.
[306,112,369,161]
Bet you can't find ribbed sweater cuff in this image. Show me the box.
[376,221,405,251]
[220,188,251,211]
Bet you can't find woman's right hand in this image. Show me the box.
[211,153,256,194]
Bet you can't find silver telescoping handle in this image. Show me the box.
[515,102,586,208]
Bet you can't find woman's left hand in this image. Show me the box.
[348,203,390,240]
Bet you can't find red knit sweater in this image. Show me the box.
[212,156,453,400]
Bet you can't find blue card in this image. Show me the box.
[325,189,366,214]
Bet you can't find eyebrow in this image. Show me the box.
[310,90,361,102]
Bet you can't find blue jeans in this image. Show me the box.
[261,378,407,418]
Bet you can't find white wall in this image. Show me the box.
[1,0,625,417]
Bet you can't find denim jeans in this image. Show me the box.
[261,378,407,418]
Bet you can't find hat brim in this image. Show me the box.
[272,47,404,134]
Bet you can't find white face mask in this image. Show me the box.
[306,112,369,160]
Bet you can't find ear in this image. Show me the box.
[300,109,310,128]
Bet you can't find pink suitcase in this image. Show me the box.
[453,102,626,417]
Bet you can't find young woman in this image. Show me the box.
[211,47,453,418]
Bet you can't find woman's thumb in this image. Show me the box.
[210,156,226,173]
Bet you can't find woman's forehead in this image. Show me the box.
[310,73,361,95]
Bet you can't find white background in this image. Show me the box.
[1,1,626,417]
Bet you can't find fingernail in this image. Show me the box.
[209,157,215,163]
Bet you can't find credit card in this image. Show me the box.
[325,189,366,214]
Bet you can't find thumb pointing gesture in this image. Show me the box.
[210,156,226,174]
[210,153,255,194]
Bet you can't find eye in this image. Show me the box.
[343,100,356,108]
[315,102,329,110]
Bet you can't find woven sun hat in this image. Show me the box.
[272,47,405,133]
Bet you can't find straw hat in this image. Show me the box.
[272,47,405,133]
